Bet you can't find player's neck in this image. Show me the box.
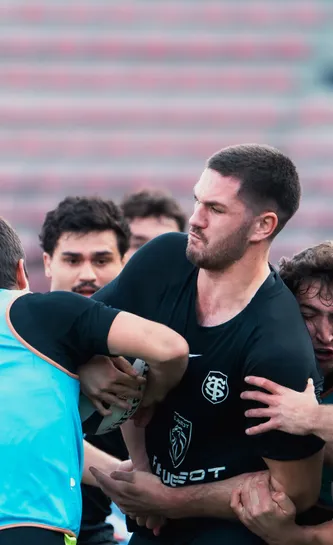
[196,249,270,327]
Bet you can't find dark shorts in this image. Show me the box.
[0,527,68,545]
[78,523,118,545]
[129,520,265,545]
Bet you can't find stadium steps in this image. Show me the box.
[0,0,332,287]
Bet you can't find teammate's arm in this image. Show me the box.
[241,376,333,442]
[46,290,190,405]
[269,522,333,545]
[263,451,324,512]
[231,472,333,545]
[121,420,150,472]
[162,473,262,519]
[300,522,333,545]
[111,452,322,519]
[90,466,265,520]
[105,311,189,403]
[313,408,333,442]
[18,291,189,403]
[82,440,121,486]
[239,330,324,512]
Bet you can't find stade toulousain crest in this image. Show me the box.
[202,371,229,404]
[169,412,193,468]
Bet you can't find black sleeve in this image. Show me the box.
[10,291,120,373]
[241,327,324,461]
[92,232,187,318]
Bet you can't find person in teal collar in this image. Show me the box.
[233,241,333,544]
[0,216,189,545]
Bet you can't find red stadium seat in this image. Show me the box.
[0,0,331,285]
[0,65,298,93]
[0,2,330,27]
[0,34,311,61]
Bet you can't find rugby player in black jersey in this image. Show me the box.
[40,196,133,545]
[40,195,187,545]
[90,144,325,545]
[232,242,333,544]
[0,216,189,545]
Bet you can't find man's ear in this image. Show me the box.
[249,212,278,242]
[43,252,52,278]
[16,259,29,290]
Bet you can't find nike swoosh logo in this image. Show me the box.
[189,354,202,358]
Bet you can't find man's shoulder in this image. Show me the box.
[254,271,303,324]
[128,232,192,276]
[14,290,90,306]
[141,232,188,261]
[248,272,311,347]
[11,290,96,320]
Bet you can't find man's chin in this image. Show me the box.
[186,247,201,266]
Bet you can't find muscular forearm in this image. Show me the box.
[82,440,121,486]
[302,522,333,545]
[273,522,333,545]
[310,406,333,442]
[264,450,324,513]
[121,420,150,471]
[162,472,264,519]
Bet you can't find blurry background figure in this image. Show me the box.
[1,1,332,292]
[40,195,131,545]
[39,192,186,545]
[121,188,187,260]
[40,196,130,294]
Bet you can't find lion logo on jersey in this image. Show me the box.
[169,412,192,468]
[202,371,229,404]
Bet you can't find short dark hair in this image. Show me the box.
[279,242,333,302]
[39,196,131,257]
[121,189,187,232]
[207,144,300,238]
[0,217,26,289]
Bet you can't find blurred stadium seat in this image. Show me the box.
[0,0,332,289]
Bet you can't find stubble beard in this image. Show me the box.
[186,223,251,271]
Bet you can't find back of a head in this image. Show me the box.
[207,144,300,238]
[279,241,333,298]
[39,196,131,257]
[0,217,26,290]
[121,188,187,232]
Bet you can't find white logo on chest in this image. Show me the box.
[202,371,229,404]
[169,412,193,468]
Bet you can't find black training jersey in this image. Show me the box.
[10,290,123,543]
[9,290,119,373]
[94,233,323,478]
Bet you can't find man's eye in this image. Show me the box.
[94,259,111,266]
[211,207,223,214]
[131,242,143,250]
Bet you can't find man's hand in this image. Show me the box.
[114,460,166,535]
[79,355,146,416]
[117,459,134,472]
[241,376,319,436]
[231,473,298,545]
[132,514,166,537]
[89,467,171,518]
